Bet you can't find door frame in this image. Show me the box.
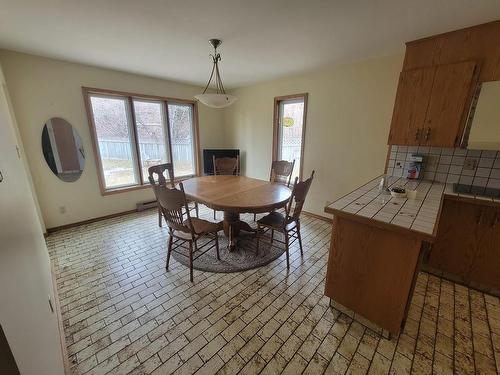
[272,93,308,180]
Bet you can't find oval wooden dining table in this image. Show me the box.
[182,175,292,251]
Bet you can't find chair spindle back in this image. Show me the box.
[285,170,315,220]
[270,160,295,187]
[151,182,193,234]
[148,163,175,187]
[213,155,239,176]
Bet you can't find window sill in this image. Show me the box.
[100,175,197,196]
[101,184,151,196]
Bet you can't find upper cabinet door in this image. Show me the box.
[422,61,477,147]
[388,67,435,145]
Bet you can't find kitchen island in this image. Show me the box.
[324,175,499,336]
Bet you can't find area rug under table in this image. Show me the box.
[171,231,286,273]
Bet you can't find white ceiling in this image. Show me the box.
[1,0,500,88]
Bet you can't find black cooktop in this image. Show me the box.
[453,183,500,198]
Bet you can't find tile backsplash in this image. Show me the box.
[386,145,500,189]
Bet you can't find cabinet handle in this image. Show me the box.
[477,210,485,226]
[492,213,499,227]
[415,128,421,141]
[425,127,431,141]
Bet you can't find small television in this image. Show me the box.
[203,149,240,175]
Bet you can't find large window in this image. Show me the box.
[168,103,196,177]
[84,88,199,194]
[273,93,308,180]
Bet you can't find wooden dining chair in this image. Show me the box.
[212,155,239,219]
[151,182,222,282]
[148,163,199,227]
[270,159,295,186]
[253,159,295,221]
[256,170,315,269]
[213,155,239,176]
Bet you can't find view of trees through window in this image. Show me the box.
[133,100,168,182]
[91,96,138,188]
[168,103,195,177]
[87,91,197,190]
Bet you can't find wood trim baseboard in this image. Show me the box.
[46,208,154,234]
[50,262,70,375]
[47,207,329,233]
[303,210,332,223]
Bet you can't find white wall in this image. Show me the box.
[1,48,404,227]
[0,65,65,375]
[224,54,404,217]
[0,50,225,229]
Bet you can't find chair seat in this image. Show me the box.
[184,217,222,234]
[257,212,296,230]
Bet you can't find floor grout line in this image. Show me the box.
[46,207,500,375]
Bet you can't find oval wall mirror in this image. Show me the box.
[41,118,85,182]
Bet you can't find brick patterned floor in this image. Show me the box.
[46,207,500,374]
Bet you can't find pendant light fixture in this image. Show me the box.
[195,39,237,108]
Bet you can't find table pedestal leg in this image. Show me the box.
[223,211,257,251]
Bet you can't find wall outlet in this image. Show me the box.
[59,206,66,214]
[463,158,478,171]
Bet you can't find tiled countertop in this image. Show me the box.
[324,175,500,238]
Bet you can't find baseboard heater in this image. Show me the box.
[136,200,157,211]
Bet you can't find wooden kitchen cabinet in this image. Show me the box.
[468,206,500,291]
[388,67,435,145]
[389,20,500,148]
[423,61,477,147]
[404,20,500,82]
[324,213,423,336]
[388,61,477,147]
[426,198,500,293]
[427,199,485,283]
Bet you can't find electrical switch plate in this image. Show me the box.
[463,158,478,171]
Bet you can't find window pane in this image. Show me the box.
[279,98,304,180]
[168,103,195,177]
[133,100,169,182]
[90,95,138,188]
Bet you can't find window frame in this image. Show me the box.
[272,93,308,180]
[132,97,171,183]
[82,87,201,195]
[166,100,198,179]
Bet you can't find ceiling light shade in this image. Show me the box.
[195,39,237,108]
[194,93,238,108]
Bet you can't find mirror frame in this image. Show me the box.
[41,117,85,182]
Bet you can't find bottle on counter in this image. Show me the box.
[378,175,391,204]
